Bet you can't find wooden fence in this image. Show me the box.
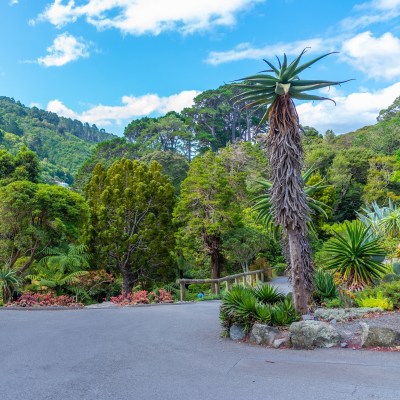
[178,269,269,302]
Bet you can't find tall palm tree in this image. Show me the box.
[234,49,350,313]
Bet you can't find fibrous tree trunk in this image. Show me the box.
[267,95,314,313]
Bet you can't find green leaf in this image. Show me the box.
[291,92,336,104]
[263,59,280,76]
[292,52,338,76]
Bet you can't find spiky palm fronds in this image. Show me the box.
[252,167,330,240]
[252,283,285,304]
[233,48,352,130]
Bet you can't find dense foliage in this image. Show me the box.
[2,90,400,311]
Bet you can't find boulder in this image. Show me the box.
[250,324,282,346]
[289,320,340,349]
[314,308,383,322]
[230,324,246,341]
[272,334,290,349]
[360,323,400,347]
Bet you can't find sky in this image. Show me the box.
[1,0,400,136]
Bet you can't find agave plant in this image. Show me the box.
[234,49,351,313]
[325,221,387,291]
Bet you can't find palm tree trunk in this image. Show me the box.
[267,95,314,313]
[287,228,310,313]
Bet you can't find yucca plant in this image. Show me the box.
[234,48,351,313]
[325,221,387,291]
[252,283,285,304]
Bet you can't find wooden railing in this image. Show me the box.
[178,269,268,302]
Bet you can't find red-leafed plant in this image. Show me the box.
[6,292,82,307]
[110,289,174,306]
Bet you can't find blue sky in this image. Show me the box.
[1,0,400,135]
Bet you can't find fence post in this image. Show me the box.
[250,273,255,286]
[180,282,186,302]
[215,281,220,295]
[225,280,231,292]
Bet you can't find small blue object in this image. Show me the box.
[197,293,204,299]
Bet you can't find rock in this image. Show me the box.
[314,308,383,322]
[272,334,290,349]
[230,324,246,341]
[250,324,282,346]
[289,320,340,350]
[360,323,400,347]
[340,342,348,348]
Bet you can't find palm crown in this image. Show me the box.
[234,48,352,128]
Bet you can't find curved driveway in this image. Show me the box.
[1,302,400,400]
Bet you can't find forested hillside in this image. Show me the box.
[0,96,115,183]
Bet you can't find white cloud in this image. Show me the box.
[37,32,90,67]
[205,38,327,65]
[9,0,19,5]
[46,90,200,126]
[341,0,400,30]
[341,31,400,79]
[35,0,263,35]
[297,82,400,134]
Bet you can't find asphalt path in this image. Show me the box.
[1,302,400,400]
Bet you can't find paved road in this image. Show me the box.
[1,302,400,400]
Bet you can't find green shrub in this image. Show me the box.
[355,280,400,309]
[324,221,387,290]
[220,284,298,332]
[324,298,343,308]
[270,298,299,326]
[381,273,400,283]
[355,293,393,310]
[253,283,284,304]
[313,269,338,303]
[254,303,272,324]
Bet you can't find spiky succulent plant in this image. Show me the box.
[234,48,352,128]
